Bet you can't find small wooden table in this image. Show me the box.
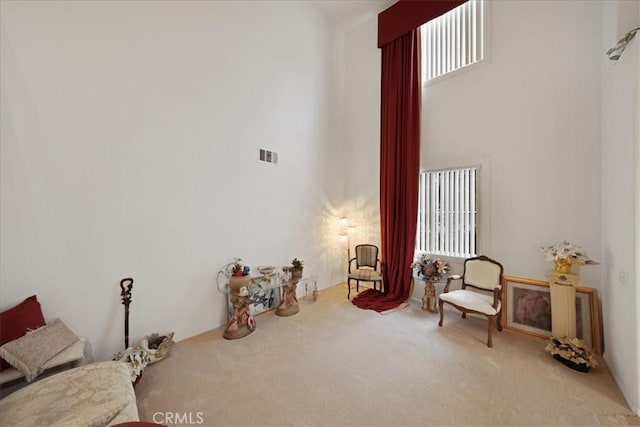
[421,278,445,313]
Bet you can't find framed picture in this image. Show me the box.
[575,287,602,355]
[502,276,602,355]
[503,277,552,338]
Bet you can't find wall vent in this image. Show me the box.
[259,149,278,164]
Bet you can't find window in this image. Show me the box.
[421,0,485,83]
[416,167,478,258]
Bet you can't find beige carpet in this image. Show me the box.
[135,284,635,426]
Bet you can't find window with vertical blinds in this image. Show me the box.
[416,167,478,258]
[421,0,485,82]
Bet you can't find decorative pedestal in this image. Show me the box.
[422,281,438,313]
[547,271,580,338]
[276,282,299,316]
[224,293,256,340]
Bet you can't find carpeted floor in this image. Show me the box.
[135,284,635,426]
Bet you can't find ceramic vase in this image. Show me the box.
[229,275,251,294]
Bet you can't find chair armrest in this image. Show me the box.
[492,287,501,309]
[443,275,462,293]
[348,257,356,273]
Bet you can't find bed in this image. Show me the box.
[0,361,139,427]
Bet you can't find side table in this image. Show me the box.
[421,278,445,313]
[222,274,286,340]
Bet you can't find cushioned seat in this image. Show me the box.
[348,268,383,282]
[347,244,384,299]
[439,290,501,315]
[438,255,504,347]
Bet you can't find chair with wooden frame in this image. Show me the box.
[438,255,504,347]
[347,244,383,299]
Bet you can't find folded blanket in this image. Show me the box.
[0,318,79,382]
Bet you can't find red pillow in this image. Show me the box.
[0,295,46,370]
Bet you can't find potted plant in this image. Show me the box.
[545,336,598,373]
[217,258,251,294]
[289,258,304,279]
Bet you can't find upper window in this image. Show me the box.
[421,0,485,83]
[416,167,478,258]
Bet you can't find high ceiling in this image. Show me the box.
[311,0,395,32]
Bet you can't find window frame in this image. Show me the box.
[420,0,491,87]
[415,158,490,261]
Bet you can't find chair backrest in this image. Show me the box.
[463,256,503,291]
[355,244,379,269]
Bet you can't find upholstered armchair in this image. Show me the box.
[438,256,504,347]
[347,244,383,299]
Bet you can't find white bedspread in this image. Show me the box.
[0,361,139,427]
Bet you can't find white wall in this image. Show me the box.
[343,19,382,255]
[344,0,602,280]
[600,0,640,415]
[422,0,602,285]
[343,0,639,414]
[0,0,347,360]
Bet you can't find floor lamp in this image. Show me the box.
[339,215,356,264]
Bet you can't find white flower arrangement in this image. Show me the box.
[545,336,598,368]
[113,345,151,383]
[411,253,450,280]
[540,241,595,265]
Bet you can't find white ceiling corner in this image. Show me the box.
[311,0,395,32]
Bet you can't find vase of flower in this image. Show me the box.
[541,241,597,275]
[554,257,577,274]
[411,253,450,282]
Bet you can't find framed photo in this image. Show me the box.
[503,277,552,338]
[502,276,602,355]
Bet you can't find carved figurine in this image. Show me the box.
[422,281,437,313]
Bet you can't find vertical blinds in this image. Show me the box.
[417,167,477,257]
[422,0,484,81]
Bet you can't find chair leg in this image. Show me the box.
[438,299,445,327]
[487,317,494,348]
[497,312,503,331]
[356,280,360,293]
[462,312,466,319]
[347,279,351,299]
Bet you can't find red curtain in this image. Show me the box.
[377,0,466,48]
[352,28,421,312]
